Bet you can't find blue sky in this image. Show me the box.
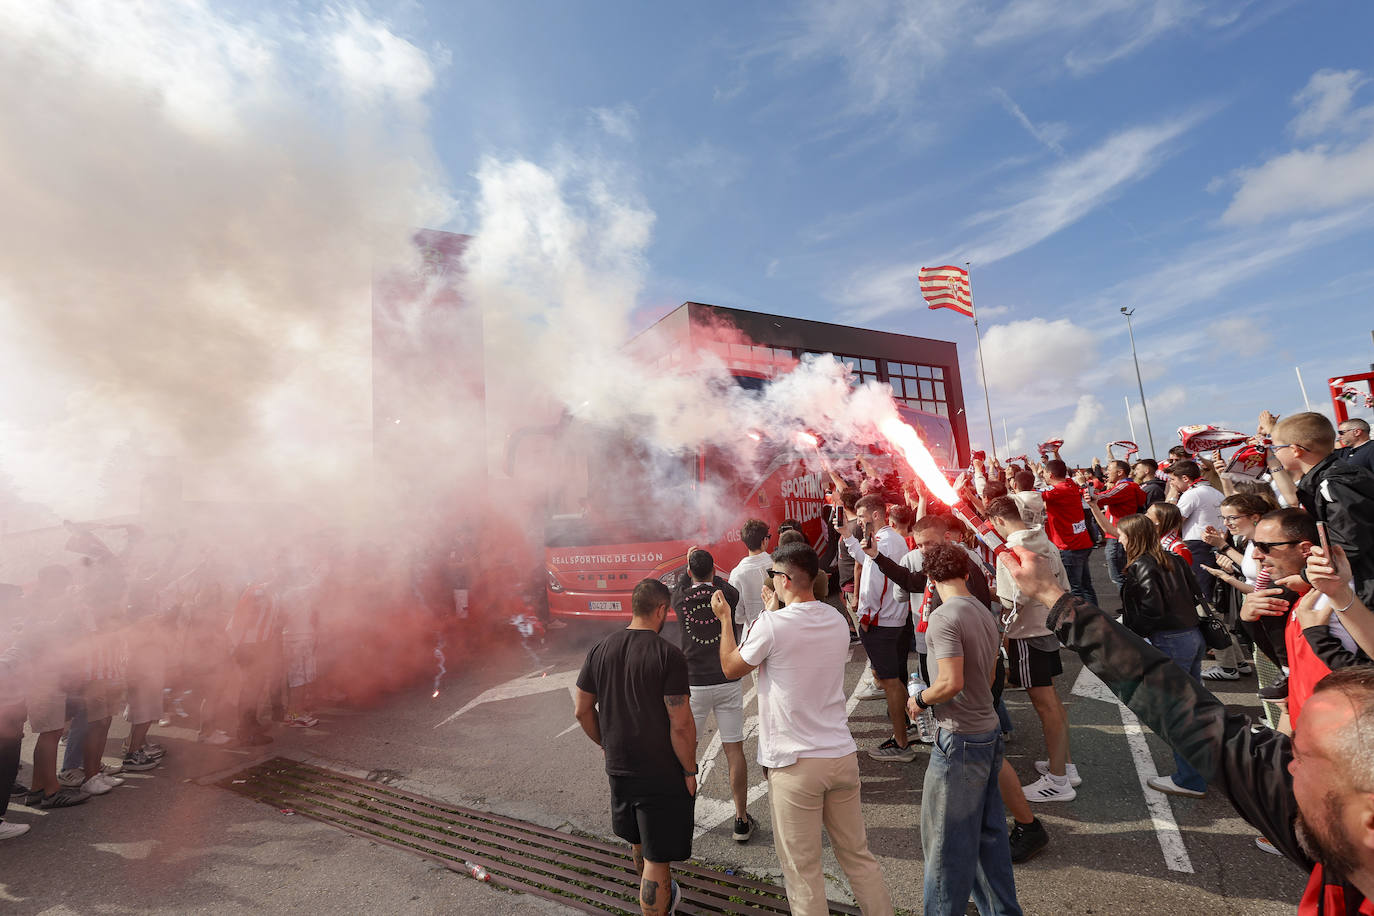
[398,0,1374,459]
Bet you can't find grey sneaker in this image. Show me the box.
[868,740,916,762]
[39,787,90,808]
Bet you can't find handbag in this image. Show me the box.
[1182,558,1233,651]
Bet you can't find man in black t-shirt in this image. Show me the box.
[575,579,696,916]
[671,549,755,843]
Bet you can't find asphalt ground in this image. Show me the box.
[2,550,1308,915]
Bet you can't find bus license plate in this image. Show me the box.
[589,601,622,611]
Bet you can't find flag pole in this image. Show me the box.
[1125,395,1138,443]
[967,261,998,462]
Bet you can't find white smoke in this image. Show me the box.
[0,1,451,517]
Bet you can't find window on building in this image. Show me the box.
[886,361,949,416]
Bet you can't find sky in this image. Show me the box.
[392,0,1374,459]
[2,0,1373,519]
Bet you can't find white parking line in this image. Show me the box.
[1072,667,1194,874]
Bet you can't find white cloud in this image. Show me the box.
[978,317,1098,396]
[780,0,972,112]
[1222,69,1374,224]
[993,88,1066,155]
[962,115,1198,265]
[327,8,439,107]
[590,103,637,140]
[1096,204,1374,320]
[1204,316,1271,353]
[1224,136,1374,224]
[1062,394,1105,456]
[1062,0,1196,76]
[1290,69,1371,138]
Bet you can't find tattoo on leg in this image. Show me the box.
[642,879,659,908]
[633,849,644,874]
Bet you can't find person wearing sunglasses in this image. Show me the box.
[1269,413,1374,619]
[1000,542,1374,916]
[1335,417,1374,472]
[1242,509,1367,725]
[710,543,895,916]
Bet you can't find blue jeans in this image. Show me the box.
[62,706,88,773]
[1148,626,1207,793]
[1104,538,1127,590]
[1058,548,1098,605]
[995,697,1013,737]
[921,727,1022,916]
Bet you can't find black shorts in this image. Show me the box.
[859,624,906,680]
[1006,638,1063,689]
[609,774,694,864]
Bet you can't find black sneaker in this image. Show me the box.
[10,782,29,797]
[1008,818,1048,863]
[732,813,757,843]
[38,787,90,809]
[1258,676,1289,701]
[122,749,160,772]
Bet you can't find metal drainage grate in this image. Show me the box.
[221,758,862,915]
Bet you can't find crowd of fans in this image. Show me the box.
[0,524,488,839]
[575,409,1374,916]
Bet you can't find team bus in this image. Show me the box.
[512,302,969,620]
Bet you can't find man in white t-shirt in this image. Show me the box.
[710,542,894,916]
[1168,459,1225,592]
[844,494,914,762]
[727,519,771,630]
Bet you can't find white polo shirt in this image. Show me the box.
[738,599,856,769]
[1176,482,1224,541]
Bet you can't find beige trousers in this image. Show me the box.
[766,752,894,916]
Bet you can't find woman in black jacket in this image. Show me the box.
[1117,513,1209,798]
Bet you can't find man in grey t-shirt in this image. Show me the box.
[909,543,1021,916]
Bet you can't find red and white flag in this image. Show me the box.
[918,265,973,317]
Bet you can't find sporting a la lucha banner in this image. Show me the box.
[1177,425,1250,454]
[1037,439,1064,456]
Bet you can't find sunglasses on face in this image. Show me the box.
[765,569,791,582]
[1252,539,1303,554]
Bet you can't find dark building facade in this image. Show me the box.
[633,302,970,466]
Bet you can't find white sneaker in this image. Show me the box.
[97,773,125,788]
[1256,835,1283,856]
[58,768,85,788]
[0,820,31,840]
[101,762,124,776]
[200,730,232,746]
[1023,773,1076,802]
[1034,760,1082,787]
[855,675,887,701]
[1147,775,1205,798]
[80,775,112,796]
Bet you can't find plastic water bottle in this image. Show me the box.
[907,672,927,698]
[463,861,490,882]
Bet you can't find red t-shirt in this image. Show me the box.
[1096,480,1148,539]
[1042,479,1094,551]
[1285,600,1330,727]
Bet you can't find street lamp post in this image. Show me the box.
[1120,307,1157,459]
